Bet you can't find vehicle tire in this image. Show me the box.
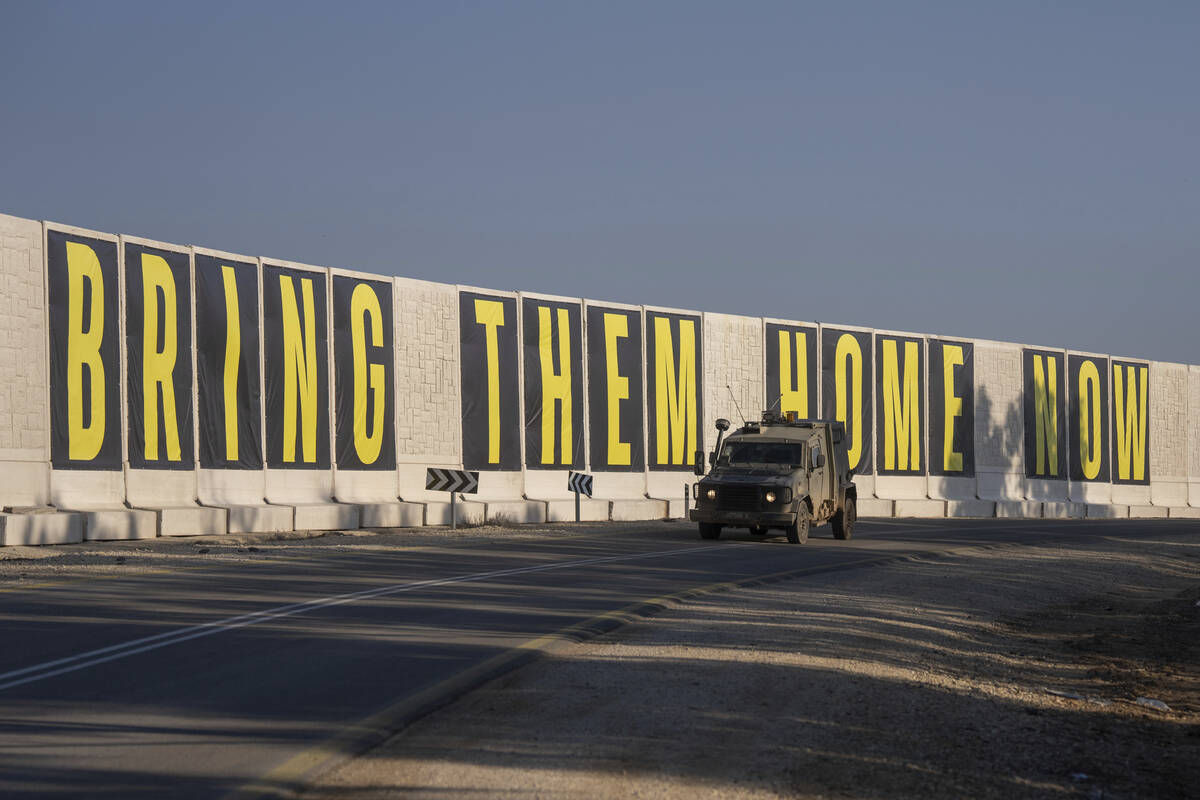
[749,525,767,536]
[785,506,810,544]
[699,523,722,540]
[832,497,856,540]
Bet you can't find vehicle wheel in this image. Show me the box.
[785,506,810,544]
[749,525,767,536]
[699,523,722,540]
[832,497,856,540]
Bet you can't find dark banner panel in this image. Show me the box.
[586,306,644,472]
[765,322,818,420]
[522,297,584,470]
[1022,349,1067,480]
[821,328,872,474]
[47,231,122,470]
[875,334,925,476]
[263,264,330,469]
[334,276,396,470]
[125,244,194,469]
[646,311,702,471]
[928,339,975,478]
[1067,354,1109,483]
[460,291,520,471]
[1111,360,1150,485]
[196,255,262,469]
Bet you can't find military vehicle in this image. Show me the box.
[690,411,857,543]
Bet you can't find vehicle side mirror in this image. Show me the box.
[813,453,825,470]
[694,450,705,476]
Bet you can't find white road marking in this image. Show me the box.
[0,544,728,692]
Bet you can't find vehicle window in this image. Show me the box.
[719,441,805,466]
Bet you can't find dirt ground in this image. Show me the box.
[306,531,1200,800]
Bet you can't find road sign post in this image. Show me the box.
[567,472,593,522]
[425,468,480,530]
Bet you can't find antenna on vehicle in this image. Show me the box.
[766,393,783,413]
[726,385,747,427]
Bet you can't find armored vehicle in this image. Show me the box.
[690,412,857,543]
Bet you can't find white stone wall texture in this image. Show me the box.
[703,312,764,436]
[1150,362,1188,479]
[394,277,461,464]
[0,214,48,459]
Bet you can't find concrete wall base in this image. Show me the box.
[80,509,159,541]
[358,502,424,528]
[946,500,996,518]
[1087,504,1129,519]
[543,498,610,522]
[893,499,946,518]
[292,503,361,531]
[458,499,546,524]
[0,512,85,546]
[424,500,485,527]
[148,506,229,537]
[1129,505,1169,519]
[1168,506,1200,519]
[995,501,1042,518]
[222,504,295,534]
[857,498,893,518]
[610,499,668,521]
[1042,502,1086,519]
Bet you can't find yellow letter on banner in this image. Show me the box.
[66,242,106,461]
[141,254,181,462]
[474,299,505,464]
[941,344,964,472]
[834,334,863,470]
[538,307,572,465]
[654,317,696,465]
[220,266,241,462]
[351,284,385,465]
[1113,364,1148,481]
[779,330,808,418]
[881,339,920,471]
[1033,355,1058,476]
[1078,360,1102,480]
[604,313,631,466]
[281,276,318,463]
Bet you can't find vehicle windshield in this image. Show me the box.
[718,440,805,468]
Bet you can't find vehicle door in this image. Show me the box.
[807,434,830,519]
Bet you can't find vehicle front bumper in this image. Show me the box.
[689,508,796,527]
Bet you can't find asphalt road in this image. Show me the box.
[2,516,1198,799]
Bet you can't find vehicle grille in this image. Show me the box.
[715,485,762,511]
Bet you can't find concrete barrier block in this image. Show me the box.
[1191,483,1200,508]
[153,506,228,537]
[482,500,546,524]
[82,509,158,541]
[946,500,996,518]
[875,476,929,501]
[1168,506,1200,519]
[428,500,485,527]
[1111,485,1152,506]
[0,512,85,546]
[976,471,1026,501]
[893,499,945,518]
[358,502,425,528]
[995,501,1042,518]
[856,498,893,518]
[225,504,295,534]
[1042,502,1086,519]
[610,499,668,521]
[292,503,361,531]
[1088,504,1129,519]
[1150,480,1188,507]
[544,499,609,522]
[1129,505,1169,519]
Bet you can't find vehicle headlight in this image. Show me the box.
[765,491,776,503]
[706,488,717,500]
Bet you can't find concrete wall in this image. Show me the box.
[0,214,49,508]
[3,210,1199,543]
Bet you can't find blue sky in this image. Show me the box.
[2,1,1196,363]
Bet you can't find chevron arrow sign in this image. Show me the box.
[567,471,593,497]
[425,468,480,494]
